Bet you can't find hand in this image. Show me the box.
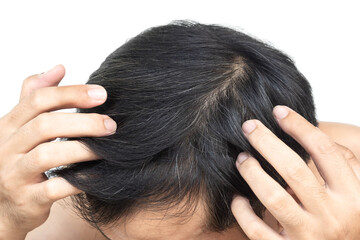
[0,65,117,239]
[231,106,360,239]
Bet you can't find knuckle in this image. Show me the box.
[312,186,328,201]
[30,144,50,169]
[266,191,288,211]
[63,85,89,105]
[43,181,58,201]
[285,163,307,182]
[28,89,44,110]
[0,165,19,192]
[92,113,105,122]
[284,214,304,227]
[33,113,52,133]
[312,134,339,156]
[22,74,38,87]
[12,195,28,209]
[0,173,14,192]
[341,146,356,161]
[90,113,107,130]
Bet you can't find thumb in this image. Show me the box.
[19,64,66,101]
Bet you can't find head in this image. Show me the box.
[55,21,317,239]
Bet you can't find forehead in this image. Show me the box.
[100,202,247,240]
[102,203,206,240]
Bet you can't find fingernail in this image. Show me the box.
[273,106,289,120]
[237,152,249,166]
[242,120,257,135]
[104,117,117,133]
[88,86,107,101]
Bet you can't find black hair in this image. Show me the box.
[55,20,317,232]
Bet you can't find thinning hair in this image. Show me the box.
[55,21,317,231]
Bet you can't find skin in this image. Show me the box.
[27,122,358,240]
[232,108,360,239]
[0,65,359,239]
[0,65,117,239]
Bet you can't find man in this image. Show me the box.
[1,22,360,239]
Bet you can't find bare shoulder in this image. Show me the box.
[318,121,360,158]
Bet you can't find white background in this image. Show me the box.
[0,0,359,125]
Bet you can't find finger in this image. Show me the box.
[1,84,108,137]
[337,144,360,180]
[236,153,305,230]
[20,64,65,100]
[20,141,99,178]
[273,105,359,192]
[231,195,283,240]
[5,112,117,154]
[242,119,323,212]
[33,177,82,205]
[279,230,290,240]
